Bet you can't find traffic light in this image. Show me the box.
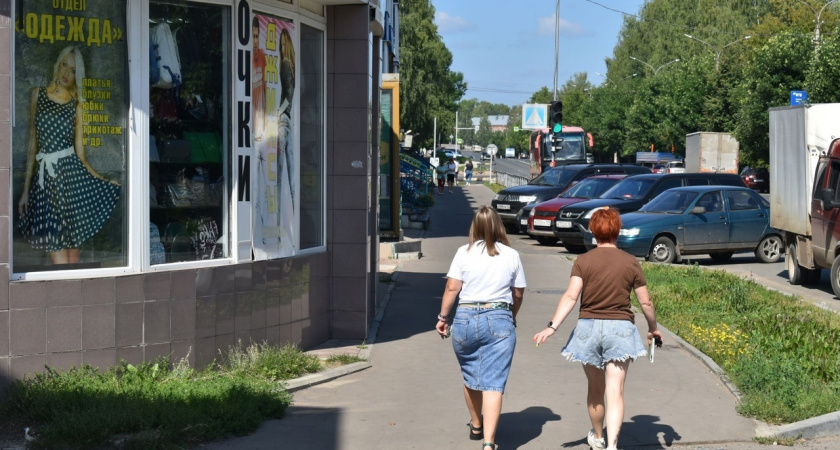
[550,101,563,132]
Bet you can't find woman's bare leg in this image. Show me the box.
[463,385,483,438]
[604,360,630,449]
[583,363,606,441]
[482,391,503,445]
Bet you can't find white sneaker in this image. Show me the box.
[587,429,606,450]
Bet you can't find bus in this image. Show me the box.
[529,126,594,178]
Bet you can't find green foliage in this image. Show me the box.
[222,341,322,381]
[414,193,435,208]
[326,354,366,365]
[642,263,840,423]
[3,357,292,448]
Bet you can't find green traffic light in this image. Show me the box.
[553,123,563,133]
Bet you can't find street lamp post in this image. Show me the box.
[629,56,681,75]
[683,34,751,71]
[797,0,838,46]
[595,72,637,86]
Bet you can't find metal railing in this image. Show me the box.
[494,171,530,188]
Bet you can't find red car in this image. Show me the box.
[740,167,769,193]
[527,174,628,245]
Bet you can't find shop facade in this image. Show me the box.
[0,0,397,388]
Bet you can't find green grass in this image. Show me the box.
[639,263,840,424]
[484,182,506,193]
[0,341,330,448]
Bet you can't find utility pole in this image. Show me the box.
[553,0,560,101]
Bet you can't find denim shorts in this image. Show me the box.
[451,308,516,393]
[561,319,648,369]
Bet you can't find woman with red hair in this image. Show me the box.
[533,207,662,450]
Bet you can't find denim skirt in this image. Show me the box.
[451,308,516,393]
[561,319,648,369]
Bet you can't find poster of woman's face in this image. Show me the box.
[12,1,128,273]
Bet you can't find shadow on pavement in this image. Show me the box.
[496,406,562,449]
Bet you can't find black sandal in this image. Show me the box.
[483,443,497,449]
[468,420,483,440]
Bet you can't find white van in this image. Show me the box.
[505,147,516,158]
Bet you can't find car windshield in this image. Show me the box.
[601,178,656,200]
[529,167,577,187]
[562,178,621,199]
[639,190,699,213]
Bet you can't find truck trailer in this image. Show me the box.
[769,104,840,295]
[685,132,739,173]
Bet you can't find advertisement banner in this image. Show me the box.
[252,12,297,260]
[12,0,127,272]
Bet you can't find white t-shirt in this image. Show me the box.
[446,241,527,304]
[446,162,458,175]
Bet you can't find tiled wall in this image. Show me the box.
[0,254,331,391]
[0,0,12,394]
[327,5,374,339]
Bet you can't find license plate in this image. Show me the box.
[496,204,510,210]
[534,219,551,227]
[556,220,572,228]
[754,179,764,182]
[520,219,528,225]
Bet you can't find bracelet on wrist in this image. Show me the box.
[437,313,450,322]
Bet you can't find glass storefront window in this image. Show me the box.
[299,23,324,250]
[12,1,129,273]
[148,1,230,264]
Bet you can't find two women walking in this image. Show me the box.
[437,206,662,450]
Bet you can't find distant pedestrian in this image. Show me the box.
[436,206,526,450]
[532,207,662,450]
[465,159,474,186]
[447,157,458,193]
[436,163,447,195]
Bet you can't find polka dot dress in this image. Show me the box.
[19,87,120,252]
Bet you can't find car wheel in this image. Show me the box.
[709,252,734,262]
[786,240,819,284]
[563,243,587,254]
[830,256,840,298]
[755,235,782,263]
[648,237,676,264]
[536,237,559,246]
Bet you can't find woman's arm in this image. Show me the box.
[635,285,663,344]
[18,88,40,216]
[532,275,583,345]
[435,277,463,337]
[511,286,524,327]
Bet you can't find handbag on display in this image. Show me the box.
[160,139,191,163]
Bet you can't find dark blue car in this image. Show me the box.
[583,185,782,264]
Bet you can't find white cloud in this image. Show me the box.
[537,15,588,37]
[435,12,476,34]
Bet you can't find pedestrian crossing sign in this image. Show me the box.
[522,104,548,130]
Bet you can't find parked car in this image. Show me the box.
[553,172,746,253]
[666,160,685,173]
[582,185,782,264]
[491,164,651,233]
[525,174,628,244]
[740,166,769,193]
[443,149,462,159]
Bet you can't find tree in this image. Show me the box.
[399,0,465,149]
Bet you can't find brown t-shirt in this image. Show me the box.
[570,247,646,322]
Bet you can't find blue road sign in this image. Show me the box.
[790,90,808,106]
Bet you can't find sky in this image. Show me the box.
[434,0,647,107]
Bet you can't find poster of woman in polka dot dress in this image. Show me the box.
[17,46,121,266]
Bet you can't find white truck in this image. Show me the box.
[769,104,840,295]
[685,132,739,173]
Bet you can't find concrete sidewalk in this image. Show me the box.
[203,184,836,449]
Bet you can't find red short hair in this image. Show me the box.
[590,207,621,243]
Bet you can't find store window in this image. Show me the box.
[12,1,129,273]
[148,1,230,264]
[299,23,324,250]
